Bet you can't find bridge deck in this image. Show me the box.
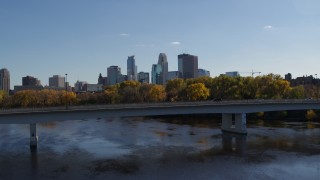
[0,99,319,124]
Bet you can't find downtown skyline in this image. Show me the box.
[1,0,320,88]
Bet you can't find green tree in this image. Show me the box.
[287,86,305,99]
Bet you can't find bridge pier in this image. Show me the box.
[221,113,247,134]
[30,123,38,147]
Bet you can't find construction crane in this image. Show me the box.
[239,70,261,77]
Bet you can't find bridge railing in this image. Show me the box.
[0,99,319,114]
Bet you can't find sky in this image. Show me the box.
[1,0,320,88]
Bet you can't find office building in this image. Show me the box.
[98,73,108,86]
[138,72,150,83]
[14,75,43,92]
[108,66,123,85]
[0,68,10,93]
[198,69,210,77]
[22,76,41,86]
[285,73,292,81]
[74,81,88,92]
[167,71,181,81]
[49,75,65,88]
[178,53,198,79]
[226,71,240,77]
[151,64,162,84]
[158,53,168,85]
[127,56,137,81]
[83,84,103,92]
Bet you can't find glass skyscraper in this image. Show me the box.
[127,56,137,81]
[157,53,168,85]
[0,68,10,93]
[178,53,198,79]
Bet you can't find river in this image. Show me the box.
[0,117,319,180]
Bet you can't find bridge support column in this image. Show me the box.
[221,113,247,134]
[30,123,38,147]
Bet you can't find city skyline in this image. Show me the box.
[1,0,320,88]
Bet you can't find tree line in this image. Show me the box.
[0,74,319,109]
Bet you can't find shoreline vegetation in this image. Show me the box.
[0,74,319,121]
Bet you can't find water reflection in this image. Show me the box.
[222,132,247,154]
[30,146,38,179]
[0,118,319,179]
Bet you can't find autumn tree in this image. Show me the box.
[165,79,187,101]
[0,90,7,107]
[148,85,166,102]
[118,81,142,103]
[104,84,120,104]
[186,83,210,101]
[287,86,305,99]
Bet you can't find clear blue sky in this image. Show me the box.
[1,0,320,88]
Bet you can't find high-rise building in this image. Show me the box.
[138,72,150,83]
[178,53,198,79]
[198,69,210,77]
[158,53,168,85]
[22,76,41,86]
[127,56,137,81]
[151,64,162,84]
[108,66,123,85]
[0,68,10,93]
[49,75,65,88]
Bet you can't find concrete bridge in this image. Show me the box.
[0,99,319,147]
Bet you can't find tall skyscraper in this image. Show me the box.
[151,64,162,84]
[0,68,10,93]
[127,56,137,81]
[158,53,168,85]
[49,75,65,88]
[108,66,123,85]
[178,53,198,79]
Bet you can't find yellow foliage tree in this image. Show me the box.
[148,85,166,102]
[186,83,210,101]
